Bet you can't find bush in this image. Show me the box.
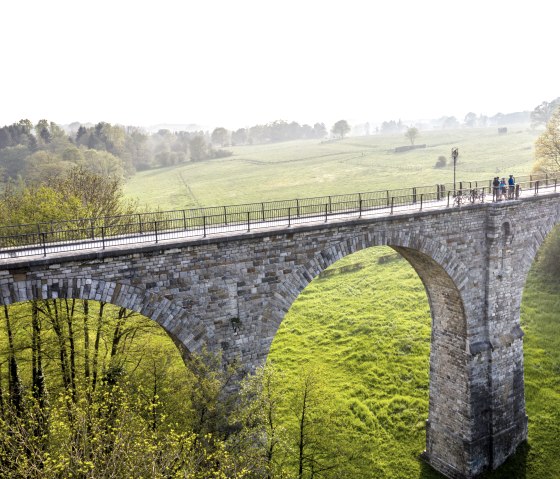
[434,155,447,168]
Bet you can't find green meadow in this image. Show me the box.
[125,127,537,210]
[123,127,560,478]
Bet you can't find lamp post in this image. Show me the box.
[451,147,459,194]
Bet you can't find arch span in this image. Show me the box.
[262,233,471,477]
[0,277,202,357]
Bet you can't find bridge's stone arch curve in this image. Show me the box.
[0,278,197,358]
[264,231,469,346]
[259,231,470,477]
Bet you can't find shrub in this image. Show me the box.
[434,155,447,168]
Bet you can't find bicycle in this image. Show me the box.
[469,188,485,203]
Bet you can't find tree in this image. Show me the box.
[405,127,419,145]
[232,128,248,146]
[434,155,447,168]
[464,112,477,127]
[331,120,350,139]
[313,123,327,139]
[533,107,560,174]
[531,97,560,128]
[190,135,208,161]
[211,127,230,147]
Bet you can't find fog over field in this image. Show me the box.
[1,0,557,129]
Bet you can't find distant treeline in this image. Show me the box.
[0,119,330,182]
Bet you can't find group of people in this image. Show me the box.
[492,175,517,201]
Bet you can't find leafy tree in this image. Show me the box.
[211,127,230,147]
[381,119,404,133]
[56,165,137,220]
[434,155,447,168]
[533,107,560,174]
[531,97,560,128]
[331,120,350,139]
[190,135,208,161]
[405,127,419,145]
[313,123,327,139]
[441,116,460,129]
[464,112,477,127]
[232,128,248,145]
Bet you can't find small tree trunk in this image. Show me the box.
[92,301,106,392]
[4,305,23,416]
[65,299,77,402]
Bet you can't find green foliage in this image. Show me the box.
[267,246,560,478]
[0,300,259,478]
[434,155,447,168]
[269,248,432,478]
[532,107,560,174]
[331,120,350,139]
[405,127,419,145]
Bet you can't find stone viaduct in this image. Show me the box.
[1,193,559,479]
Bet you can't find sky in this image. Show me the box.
[1,0,557,130]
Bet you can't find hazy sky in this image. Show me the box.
[1,0,557,129]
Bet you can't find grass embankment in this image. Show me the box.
[125,127,538,210]
[269,248,560,478]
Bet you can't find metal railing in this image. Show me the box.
[0,174,557,259]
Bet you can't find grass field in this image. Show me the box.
[123,127,560,478]
[125,127,538,210]
[267,248,560,478]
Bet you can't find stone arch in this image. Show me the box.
[0,277,203,358]
[516,202,560,297]
[261,228,471,474]
[267,230,470,336]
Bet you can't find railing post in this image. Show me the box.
[223,206,227,226]
[41,232,47,257]
[359,196,362,218]
[203,215,207,237]
[436,184,440,201]
[328,196,332,214]
[420,194,423,211]
[183,210,187,230]
[391,197,394,214]
[154,221,158,243]
[413,187,417,204]
[447,190,451,207]
[325,203,328,222]
[535,180,539,195]
[296,199,300,218]
[102,226,106,250]
[288,207,291,227]
[90,219,95,239]
[386,190,390,207]
[546,173,549,186]
[261,203,265,222]
[555,178,557,193]
[247,211,251,232]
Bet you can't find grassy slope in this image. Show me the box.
[269,249,560,478]
[123,127,559,477]
[125,127,537,210]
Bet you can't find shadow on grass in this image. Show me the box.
[418,442,529,479]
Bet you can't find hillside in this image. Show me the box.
[125,127,538,210]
